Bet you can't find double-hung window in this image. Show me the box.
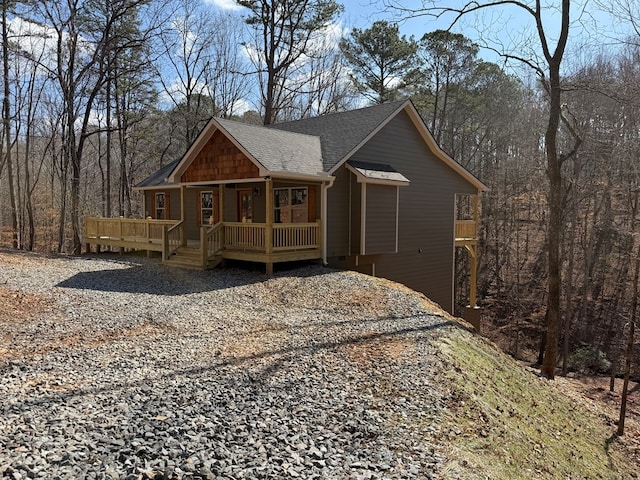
[155,192,166,219]
[274,187,307,223]
[200,191,214,224]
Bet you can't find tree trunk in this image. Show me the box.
[2,1,18,249]
[106,78,112,217]
[618,245,639,436]
[541,0,571,378]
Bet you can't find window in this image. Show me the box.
[274,187,307,223]
[155,192,166,219]
[237,189,253,222]
[200,191,214,225]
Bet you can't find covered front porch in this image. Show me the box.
[85,178,324,273]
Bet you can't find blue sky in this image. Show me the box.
[206,0,625,71]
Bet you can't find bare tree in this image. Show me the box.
[1,0,18,248]
[237,0,343,124]
[387,0,583,379]
[28,0,155,253]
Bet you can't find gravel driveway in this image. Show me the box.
[0,251,453,479]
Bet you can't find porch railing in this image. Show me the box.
[273,222,319,251]
[163,221,184,260]
[224,222,266,251]
[86,217,321,257]
[202,222,223,266]
[455,219,477,240]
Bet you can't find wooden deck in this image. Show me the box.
[84,217,322,271]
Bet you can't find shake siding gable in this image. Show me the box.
[181,129,260,183]
[345,110,477,312]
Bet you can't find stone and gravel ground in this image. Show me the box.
[0,250,456,480]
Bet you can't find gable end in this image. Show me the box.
[181,129,260,183]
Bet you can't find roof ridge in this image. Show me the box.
[216,117,321,141]
[270,100,408,128]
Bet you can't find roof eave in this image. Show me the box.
[345,163,410,187]
[269,171,334,182]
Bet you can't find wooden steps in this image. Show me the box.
[164,247,204,270]
[163,247,222,270]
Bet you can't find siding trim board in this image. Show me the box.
[360,182,366,255]
[396,186,399,253]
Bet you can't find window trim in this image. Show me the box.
[200,190,215,225]
[155,192,166,219]
[274,187,308,223]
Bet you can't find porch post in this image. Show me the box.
[470,193,479,308]
[463,191,481,331]
[469,245,477,308]
[180,186,186,246]
[265,177,273,275]
[219,184,225,223]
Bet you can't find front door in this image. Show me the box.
[237,189,253,222]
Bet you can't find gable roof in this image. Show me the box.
[270,101,406,172]
[273,100,487,191]
[167,117,325,184]
[136,158,180,188]
[215,118,323,176]
[136,99,487,192]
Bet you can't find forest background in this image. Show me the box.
[2,0,640,380]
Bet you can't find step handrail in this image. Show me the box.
[201,222,224,267]
[163,220,184,261]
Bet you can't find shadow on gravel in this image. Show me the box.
[5,317,456,410]
[56,255,330,296]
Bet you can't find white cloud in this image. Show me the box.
[204,0,242,11]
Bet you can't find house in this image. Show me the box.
[85,100,487,315]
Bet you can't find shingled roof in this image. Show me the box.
[135,158,180,188]
[215,118,323,176]
[270,100,406,172]
[136,99,486,190]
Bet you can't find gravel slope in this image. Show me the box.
[0,251,454,479]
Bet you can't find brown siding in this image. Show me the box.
[365,184,397,254]
[328,110,477,313]
[326,168,351,257]
[245,183,266,223]
[350,174,360,254]
[181,130,260,183]
[223,186,235,222]
[184,189,198,240]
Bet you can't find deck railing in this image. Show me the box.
[273,222,319,251]
[202,222,223,266]
[455,219,477,240]
[163,221,184,260]
[224,222,266,251]
[86,217,321,257]
[85,217,178,243]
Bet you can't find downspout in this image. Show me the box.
[321,177,335,265]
